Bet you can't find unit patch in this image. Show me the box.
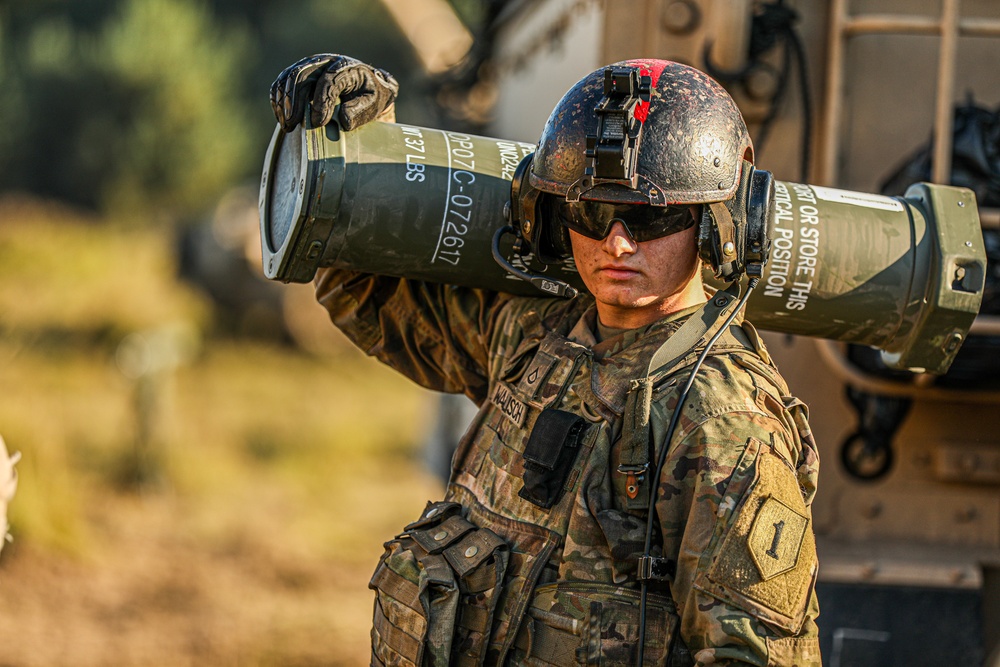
[492,382,528,428]
[748,496,808,580]
[698,448,817,633]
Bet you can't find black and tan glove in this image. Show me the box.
[269,53,399,132]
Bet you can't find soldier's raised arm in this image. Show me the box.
[267,53,522,403]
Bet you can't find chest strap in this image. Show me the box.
[617,282,744,512]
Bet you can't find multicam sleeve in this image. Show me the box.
[653,361,821,667]
[313,267,516,403]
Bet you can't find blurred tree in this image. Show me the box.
[0,0,459,224]
[0,14,24,163]
[92,0,254,219]
[0,0,253,220]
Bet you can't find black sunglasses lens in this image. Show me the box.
[626,206,696,241]
[555,201,615,239]
[555,200,695,241]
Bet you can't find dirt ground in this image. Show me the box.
[0,205,448,666]
[0,467,442,667]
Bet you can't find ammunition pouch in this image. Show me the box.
[369,501,509,667]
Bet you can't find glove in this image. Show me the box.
[0,435,18,556]
[270,53,399,132]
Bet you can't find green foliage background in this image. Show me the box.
[0,0,484,221]
[0,1,502,662]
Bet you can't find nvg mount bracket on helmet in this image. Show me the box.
[576,67,652,192]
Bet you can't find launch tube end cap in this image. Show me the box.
[881,183,986,375]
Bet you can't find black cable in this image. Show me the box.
[748,1,813,182]
[784,24,813,182]
[635,278,759,667]
[706,0,813,183]
[490,225,578,298]
[751,38,792,163]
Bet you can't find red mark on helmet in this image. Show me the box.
[626,59,669,122]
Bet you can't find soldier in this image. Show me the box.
[270,55,821,666]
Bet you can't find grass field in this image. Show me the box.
[0,197,444,665]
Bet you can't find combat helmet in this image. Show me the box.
[504,59,773,284]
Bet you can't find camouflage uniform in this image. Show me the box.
[316,267,821,667]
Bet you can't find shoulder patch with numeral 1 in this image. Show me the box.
[699,449,818,633]
[748,496,808,580]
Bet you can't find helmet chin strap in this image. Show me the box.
[491,225,579,298]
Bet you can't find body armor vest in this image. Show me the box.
[368,295,806,666]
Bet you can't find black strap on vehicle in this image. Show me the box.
[703,0,812,182]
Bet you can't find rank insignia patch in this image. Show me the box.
[748,496,808,580]
[521,352,556,399]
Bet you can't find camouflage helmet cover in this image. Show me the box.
[529,59,753,206]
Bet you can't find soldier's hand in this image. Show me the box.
[270,54,399,132]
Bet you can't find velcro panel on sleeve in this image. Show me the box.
[697,451,818,633]
[765,635,822,667]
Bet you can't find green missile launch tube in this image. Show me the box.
[259,122,986,374]
[260,122,542,289]
[746,180,984,374]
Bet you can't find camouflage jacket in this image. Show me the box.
[316,268,821,667]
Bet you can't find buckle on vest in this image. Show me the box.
[637,555,675,582]
[617,463,647,500]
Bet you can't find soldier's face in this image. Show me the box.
[568,214,704,329]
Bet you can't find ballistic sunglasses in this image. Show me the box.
[552,199,697,242]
